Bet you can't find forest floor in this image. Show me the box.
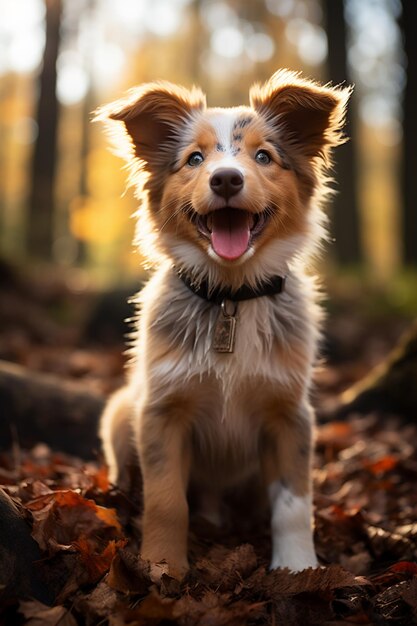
[1,263,417,625]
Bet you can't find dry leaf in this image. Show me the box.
[19,600,77,626]
[26,489,122,552]
[72,537,126,582]
[107,548,152,595]
[264,565,369,598]
[401,577,417,618]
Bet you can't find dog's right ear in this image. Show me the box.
[250,69,351,162]
[98,82,206,170]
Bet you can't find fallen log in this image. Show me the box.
[335,320,417,421]
[0,360,104,459]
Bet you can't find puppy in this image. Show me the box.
[98,70,350,579]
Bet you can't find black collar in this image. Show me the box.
[177,270,286,305]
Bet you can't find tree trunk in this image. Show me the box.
[323,0,362,264]
[27,0,62,260]
[400,0,417,265]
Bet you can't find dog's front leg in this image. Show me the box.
[261,402,318,572]
[137,406,191,581]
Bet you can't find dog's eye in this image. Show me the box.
[187,152,204,167]
[255,150,272,165]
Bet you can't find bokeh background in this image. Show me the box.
[0,0,416,308]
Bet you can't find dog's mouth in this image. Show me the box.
[194,208,269,261]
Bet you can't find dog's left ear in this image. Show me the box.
[250,69,351,160]
[97,82,206,170]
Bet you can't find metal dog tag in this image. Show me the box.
[212,300,238,353]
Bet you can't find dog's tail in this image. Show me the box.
[100,386,137,491]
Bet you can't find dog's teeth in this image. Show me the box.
[249,214,256,229]
[207,214,213,232]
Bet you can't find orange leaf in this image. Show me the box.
[72,537,126,582]
[364,456,398,476]
[317,422,354,446]
[26,489,122,553]
[88,466,110,493]
[389,562,417,576]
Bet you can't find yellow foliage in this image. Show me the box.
[87,148,127,198]
[70,195,127,244]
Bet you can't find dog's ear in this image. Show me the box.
[250,69,351,160]
[99,82,206,169]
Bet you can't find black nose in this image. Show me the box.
[209,168,244,200]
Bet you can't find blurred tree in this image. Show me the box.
[400,0,417,266]
[323,0,362,264]
[77,0,96,264]
[27,0,62,260]
[190,0,204,85]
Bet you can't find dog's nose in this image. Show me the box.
[209,168,244,200]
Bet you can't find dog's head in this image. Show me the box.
[99,70,350,285]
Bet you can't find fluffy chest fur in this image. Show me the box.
[133,263,320,384]
[128,263,321,474]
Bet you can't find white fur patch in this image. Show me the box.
[206,156,245,175]
[207,108,240,149]
[204,108,248,175]
[268,481,318,571]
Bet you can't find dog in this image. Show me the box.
[98,69,350,580]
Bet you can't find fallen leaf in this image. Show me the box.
[401,576,417,619]
[366,525,416,560]
[107,548,152,595]
[264,565,369,598]
[19,599,77,626]
[363,455,398,476]
[195,543,258,591]
[72,537,126,582]
[317,422,355,447]
[390,562,417,576]
[371,580,412,624]
[26,489,122,552]
[87,465,110,492]
[173,590,266,626]
[73,581,120,620]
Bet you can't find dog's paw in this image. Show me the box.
[270,550,318,573]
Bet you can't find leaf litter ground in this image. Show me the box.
[1,272,417,625]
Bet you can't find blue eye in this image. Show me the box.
[187,152,204,166]
[255,150,272,165]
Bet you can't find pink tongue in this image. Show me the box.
[211,209,251,260]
